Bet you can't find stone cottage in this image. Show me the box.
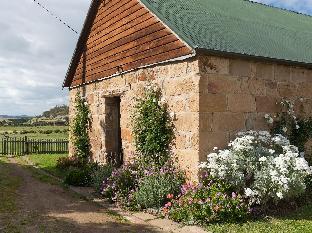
[64,0,312,179]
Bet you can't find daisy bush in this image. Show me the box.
[199,131,311,205]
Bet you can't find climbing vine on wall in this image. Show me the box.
[132,84,174,167]
[72,92,91,164]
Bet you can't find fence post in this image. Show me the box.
[25,136,29,155]
[3,139,7,155]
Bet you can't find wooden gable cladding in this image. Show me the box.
[68,0,192,87]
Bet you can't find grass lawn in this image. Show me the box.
[0,125,68,140]
[206,202,312,233]
[27,154,68,179]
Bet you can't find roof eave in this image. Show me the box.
[63,0,101,88]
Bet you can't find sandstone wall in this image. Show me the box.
[69,53,312,179]
[198,55,312,162]
[69,58,201,179]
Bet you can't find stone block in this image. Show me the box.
[291,67,308,83]
[163,76,197,96]
[227,94,256,112]
[256,96,280,112]
[200,93,227,112]
[229,59,252,77]
[265,80,279,96]
[199,112,213,132]
[252,113,271,130]
[199,131,229,160]
[212,112,246,131]
[121,128,132,143]
[186,58,200,74]
[240,78,266,96]
[174,113,199,131]
[199,56,229,74]
[188,94,199,112]
[167,97,187,112]
[174,149,200,180]
[168,62,188,78]
[274,65,291,82]
[204,75,241,94]
[174,132,191,150]
[298,83,312,98]
[278,83,297,98]
[256,62,274,80]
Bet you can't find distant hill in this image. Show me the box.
[0,115,31,119]
[41,105,69,118]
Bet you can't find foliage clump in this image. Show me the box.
[133,162,184,210]
[101,163,140,208]
[71,92,91,164]
[265,99,312,154]
[132,85,173,166]
[164,175,249,225]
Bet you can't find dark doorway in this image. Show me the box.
[104,97,123,167]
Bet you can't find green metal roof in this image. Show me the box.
[140,0,312,65]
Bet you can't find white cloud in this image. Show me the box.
[0,0,90,115]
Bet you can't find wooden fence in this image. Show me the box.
[0,137,68,155]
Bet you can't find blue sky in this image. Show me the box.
[0,0,311,116]
[253,0,312,15]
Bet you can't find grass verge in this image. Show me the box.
[0,157,22,232]
[27,154,68,178]
[205,202,312,233]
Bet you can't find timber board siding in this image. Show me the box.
[69,0,192,87]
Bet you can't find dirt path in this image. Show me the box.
[0,158,164,233]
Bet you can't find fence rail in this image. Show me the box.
[0,137,68,155]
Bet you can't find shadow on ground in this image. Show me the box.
[0,158,164,233]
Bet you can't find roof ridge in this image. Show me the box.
[247,0,312,18]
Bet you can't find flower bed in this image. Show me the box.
[199,131,311,206]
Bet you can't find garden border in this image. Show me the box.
[21,156,208,233]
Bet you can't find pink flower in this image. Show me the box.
[167,194,174,199]
[165,202,172,208]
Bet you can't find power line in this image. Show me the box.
[32,0,78,34]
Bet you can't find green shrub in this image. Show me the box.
[305,174,312,192]
[165,176,249,225]
[71,93,91,164]
[64,167,92,186]
[91,164,113,192]
[56,156,82,170]
[133,164,184,210]
[44,130,53,134]
[20,130,27,134]
[132,84,173,166]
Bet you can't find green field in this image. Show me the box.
[0,125,69,140]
